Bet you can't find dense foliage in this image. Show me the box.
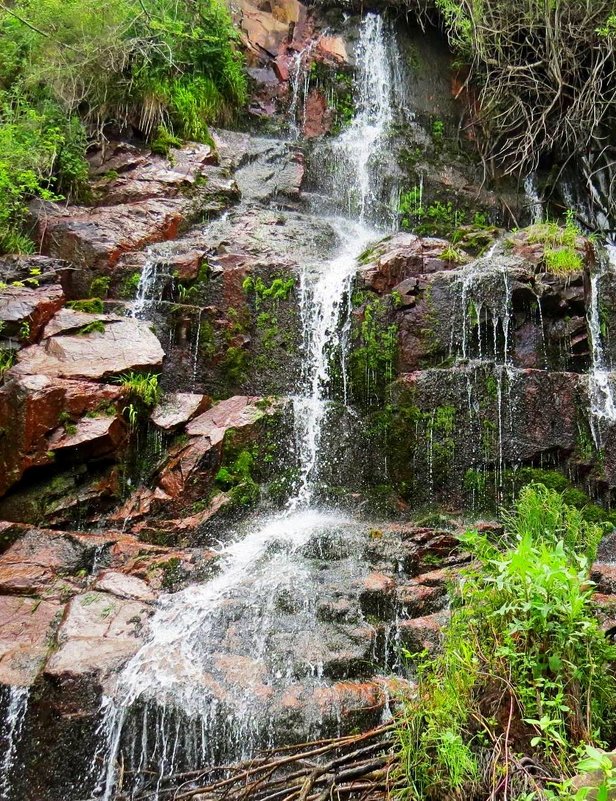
[417,0,616,177]
[0,0,246,252]
[395,484,616,800]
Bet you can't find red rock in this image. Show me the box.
[94,571,156,602]
[317,35,349,64]
[45,591,151,679]
[357,233,452,294]
[398,611,450,654]
[150,392,211,431]
[362,571,395,594]
[166,250,207,282]
[0,526,93,596]
[395,583,446,617]
[43,307,122,338]
[157,396,282,506]
[186,395,264,439]
[34,198,185,271]
[303,90,330,138]
[0,596,63,685]
[273,56,290,82]
[592,563,616,595]
[0,284,64,341]
[237,0,290,57]
[48,415,126,456]
[10,318,164,380]
[0,372,126,496]
[312,680,386,723]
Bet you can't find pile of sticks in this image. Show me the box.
[122,723,396,801]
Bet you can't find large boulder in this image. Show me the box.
[10,318,164,380]
[45,591,152,681]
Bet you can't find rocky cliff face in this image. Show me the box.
[0,4,615,800]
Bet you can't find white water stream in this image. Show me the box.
[587,247,616,444]
[0,687,29,801]
[95,14,401,799]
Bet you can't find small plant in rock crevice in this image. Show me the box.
[0,348,15,380]
[116,372,160,407]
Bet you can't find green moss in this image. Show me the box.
[198,318,217,358]
[118,272,141,299]
[349,297,398,405]
[67,298,104,314]
[544,246,583,274]
[159,557,183,590]
[150,125,182,156]
[89,276,110,298]
[242,275,295,310]
[221,346,249,387]
[485,374,498,399]
[77,320,106,335]
[215,445,259,507]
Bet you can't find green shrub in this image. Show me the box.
[544,246,584,274]
[395,484,616,800]
[0,349,15,379]
[0,0,247,139]
[521,214,584,274]
[0,96,88,252]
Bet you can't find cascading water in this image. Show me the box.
[0,687,29,801]
[94,14,402,800]
[131,247,161,319]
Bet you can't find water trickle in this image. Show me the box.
[587,248,616,444]
[0,686,29,800]
[191,308,203,387]
[523,173,543,224]
[131,248,160,319]
[287,35,326,139]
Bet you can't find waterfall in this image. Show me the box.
[292,13,399,505]
[287,34,326,139]
[94,14,401,800]
[0,687,29,800]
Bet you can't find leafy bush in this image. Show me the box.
[395,484,616,800]
[0,96,88,252]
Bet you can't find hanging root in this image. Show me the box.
[118,723,396,801]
